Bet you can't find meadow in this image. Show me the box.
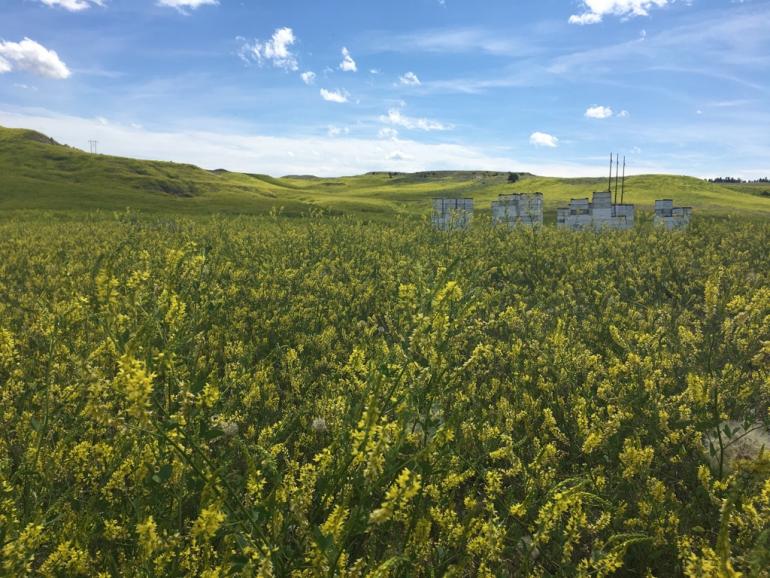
[3,126,770,220]
[0,213,768,576]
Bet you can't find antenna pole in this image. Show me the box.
[621,156,626,204]
[608,153,613,193]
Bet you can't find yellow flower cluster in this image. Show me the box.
[0,214,767,576]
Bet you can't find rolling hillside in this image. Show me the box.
[2,125,770,219]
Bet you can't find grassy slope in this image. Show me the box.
[2,125,770,218]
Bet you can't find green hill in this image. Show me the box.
[2,125,770,218]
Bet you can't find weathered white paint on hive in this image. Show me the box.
[432,198,474,230]
[614,204,635,229]
[491,193,543,227]
[556,207,568,227]
[556,192,635,230]
[654,199,692,229]
[702,420,770,473]
[592,191,612,209]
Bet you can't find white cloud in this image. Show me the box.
[0,108,674,178]
[300,71,316,85]
[585,105,614,119]
[238,27,298,71]
[327,125,349,137]
[380,108,452,131]
[569,0,669,25]
[157,0,218,11]
[618,110,630,117]
[568,12,603,25]
[378,127,399,140]
[320,88,349,103]
[0,38,70,79]
[38,0,105,11]
[529,132,559,148]
[339,47,357,72]
[399,72,421,86]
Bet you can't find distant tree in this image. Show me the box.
[507,172,520,183]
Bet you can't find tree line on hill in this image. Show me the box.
[707,177,769,184]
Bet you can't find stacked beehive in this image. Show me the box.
[491,193,543,227]
[432,198,474,230]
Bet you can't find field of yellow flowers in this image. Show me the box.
[0,213,768,577]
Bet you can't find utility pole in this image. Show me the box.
[608,153,614,194]
[89,140,99,154]
[614,155,620,203]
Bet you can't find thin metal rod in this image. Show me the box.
[614,156,620,203]
[621,156,626,204]
[608,153,613,193]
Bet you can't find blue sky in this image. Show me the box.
[1,0,769,177]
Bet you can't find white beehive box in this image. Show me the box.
[556,207,569,228]
[432,198,474,230]
[613,204,635,229]
[654,200,692,229]
[655,199,674,217]
[556,192,635,231]
[592,191,613,209]
[492,193,543,227]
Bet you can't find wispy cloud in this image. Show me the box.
[7,106,730,177]
[0,107,604,177]
[399,72,421,86]
[379,108,452,131]
[320,88,349,103]
[300,71,316,85]
[555,6,770,81]
[569,0,670,25]
[327,125,349,137]
[157,0,218,12]
[38,0,105,11]
[398,4,770,99]
[339,47,357,72]
[238,27,298,71]
[366,28,529,56]
[378,127,399,140]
